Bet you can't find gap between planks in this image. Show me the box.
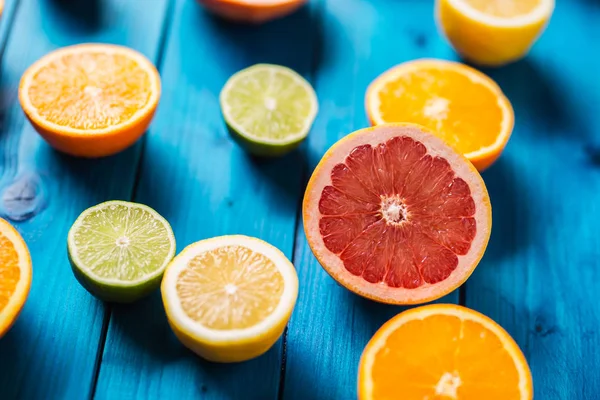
[88,1,176,398]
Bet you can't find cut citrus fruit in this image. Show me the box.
[358,304,533,400]
[436,0,555,66]
[19,44,161,158]
[67,201,175,303]
[198,0,306,24]
[161,235,298,362]
[366,59,513,171]
[220,64,318,157]
[0,217,32,338]
[303,123,491,305]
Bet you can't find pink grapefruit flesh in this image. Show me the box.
[303,123,491,304]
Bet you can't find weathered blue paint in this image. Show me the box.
[0,0,597,399]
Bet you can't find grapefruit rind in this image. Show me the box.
[366,59,514,171]
[303,123,491,305]
[0,218,32,338]
[357,304,533,400]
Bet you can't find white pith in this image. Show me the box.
[162,235,299,343]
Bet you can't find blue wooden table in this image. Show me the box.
[0,0,598,398]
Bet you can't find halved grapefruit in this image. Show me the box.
[303,123,491,304]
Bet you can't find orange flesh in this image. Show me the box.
[375,68,504,155]
[370,314,522,399]
[27,51,152,130]
[463,0,540,18]
[318,136,476,289]
[176,245,284,330]
[0,233,20,311]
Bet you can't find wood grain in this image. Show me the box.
[0,0,168,398]
[0,0,598,399]
[93,0,318,398]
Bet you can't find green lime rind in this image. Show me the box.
[220,64,318,157]
[224,123,305,157]
[67,200,176,303]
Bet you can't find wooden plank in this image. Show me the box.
[0,0,168,398]
[93,1,318,398]
[0,0,19,49]
[283,0,462,398]
[466,1,600,399]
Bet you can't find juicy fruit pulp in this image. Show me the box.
[0,218,32,337]
[359,305,532,400]
[68,201,175,302]
[161,235,298,363]
[176,244,285,330]
[373,68,504,156]
[304,124,491,304]
[367,60,513,171]
[0,234,21,312]
[27,51,152,130]
[319,136,476,288]
[220,64,318,156]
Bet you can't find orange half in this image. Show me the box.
[19,44,161,158]
[366,59,514,171]
[0,218,32,338]
[359,304,533,400]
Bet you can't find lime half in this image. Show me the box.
[220,64,318,157]
[67,200,176,303]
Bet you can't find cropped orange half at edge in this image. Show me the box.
[358,304,533,400]
[366,59,514,171]
[303,123,491,305]
[0,218,32,338]
[197,0,307,24]
[19,43,161,158]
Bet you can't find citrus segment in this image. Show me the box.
[303,124,491,304]
[198,0,306,24]
[366,59,513,171]
[359,304,533,400]
[220,64,318,157]
[162,235,298,362]
[0,218,32,338]
[177,245,285,330]
[19,44,161,157]
[436,0,555,66]
[67,201,175,303]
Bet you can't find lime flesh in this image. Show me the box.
[67,201,176,303]
[220,64,318,156]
